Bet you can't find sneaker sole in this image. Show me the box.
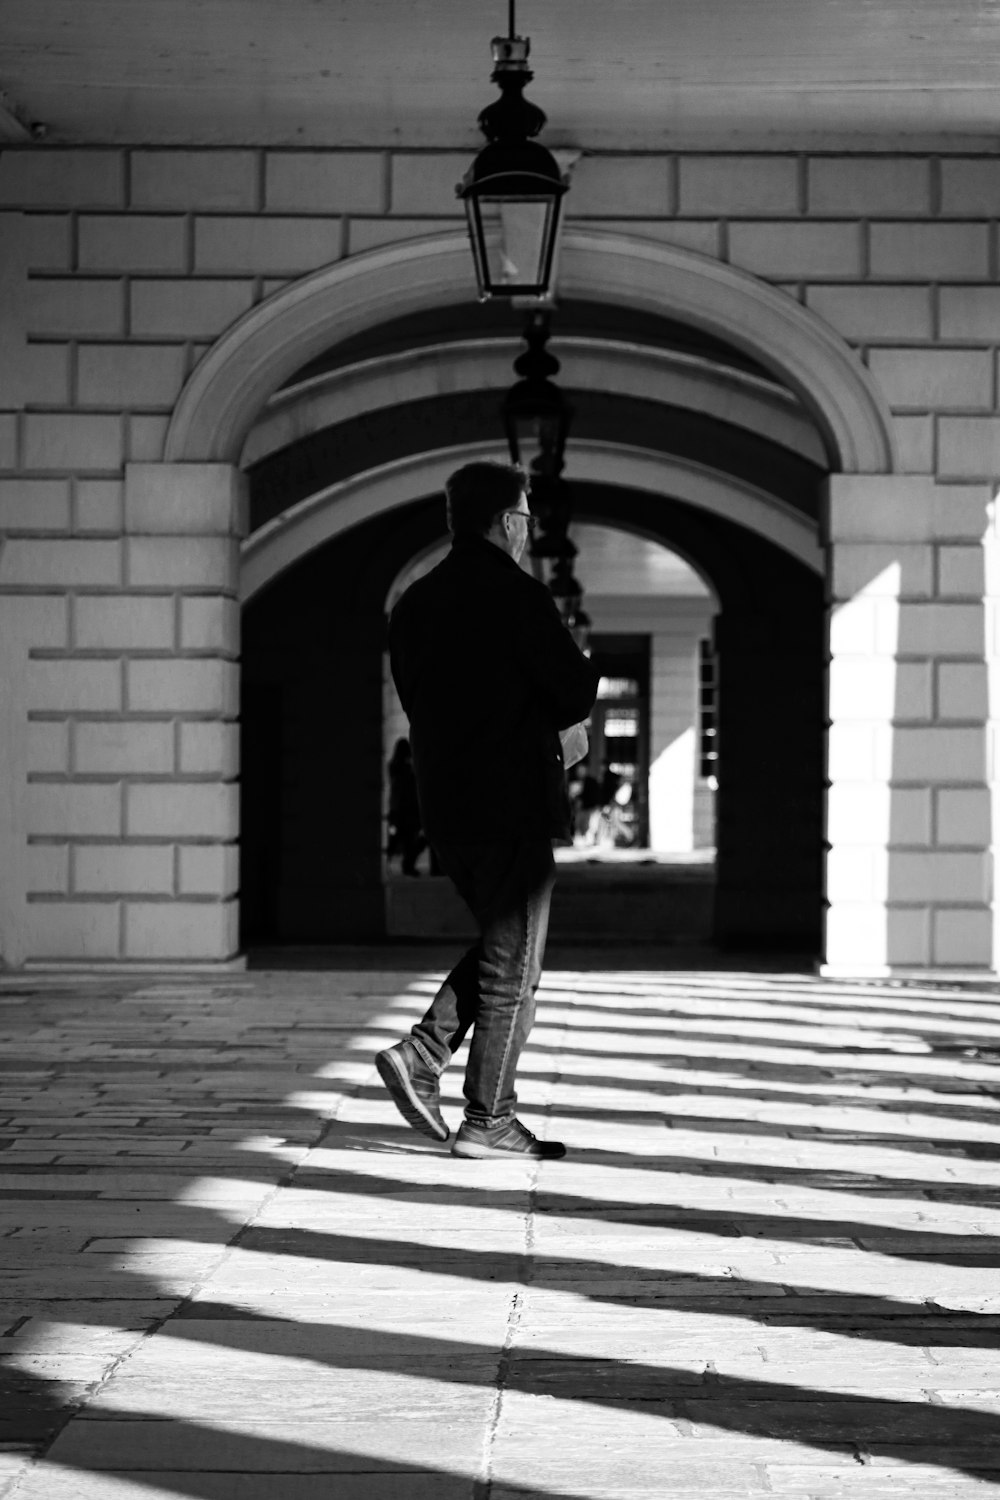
[451,1138,566,1160]
[375,1049,449,1142]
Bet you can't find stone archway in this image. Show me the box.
[160,227,900,959]
[165,229,898,476]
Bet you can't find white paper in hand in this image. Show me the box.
[559,722,589,770]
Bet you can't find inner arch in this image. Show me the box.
[386,522,718,614]
[240,440,821,605]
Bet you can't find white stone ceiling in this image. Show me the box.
[3,0,1000,148]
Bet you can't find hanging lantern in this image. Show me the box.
[502,311,572,478]
[458,30,568,301]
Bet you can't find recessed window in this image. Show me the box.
[699,638,718,785]
[597,676,639,699]
[604,710,639,738]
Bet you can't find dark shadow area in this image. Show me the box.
[241,475,825,953]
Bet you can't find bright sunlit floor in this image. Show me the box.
[1,956,999,1498]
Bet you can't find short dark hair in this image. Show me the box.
[445,462,526,536]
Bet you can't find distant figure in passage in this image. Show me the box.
[375,461,599,1159]
[568,756,604,845]
[600,756,621,808]
[386,736,425,876]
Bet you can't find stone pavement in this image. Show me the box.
[1,951,1000,1498]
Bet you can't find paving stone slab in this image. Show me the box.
[50,1411,493,1469]
[167,1300,512,1337]
[0,1274,202,1297]
[0,1305,176,1338]
[0,1455,34,1500]
[491,1448,774,1494]
[764,1465,1000,1494]
[671,1396,998,1440]
[865,1447,1000,1467]
[157,1313,511,1354]
[491,1486,765,1499]
[182,1273,524,1306]
[14,1473,475,1500]
[934,1389,1000,1411]
[0,1355,117,1380]
[84,1364,501,1417]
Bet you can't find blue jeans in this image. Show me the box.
[409,838,556,1126]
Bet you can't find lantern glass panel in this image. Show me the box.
[470,193,559,295]
[509,410,562,476]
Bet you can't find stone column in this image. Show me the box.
[983,495,1000,976]
[648,621,703,853]
[824,474,993,976]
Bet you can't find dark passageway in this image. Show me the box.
[240,485,825,955]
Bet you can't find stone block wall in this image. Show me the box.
[1,143,999,966]
[826,475,995,972]
[0,454,242,964]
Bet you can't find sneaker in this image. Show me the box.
[375,1040,449,1142]
[451,1117,566,1160]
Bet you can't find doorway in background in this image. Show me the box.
[584,634,651,850]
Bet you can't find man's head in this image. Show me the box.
[445,462,534,564]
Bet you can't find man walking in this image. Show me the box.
[376,461,599,1159]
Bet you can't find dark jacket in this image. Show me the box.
[389,535,600,845]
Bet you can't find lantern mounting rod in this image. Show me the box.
[508,1,516,39]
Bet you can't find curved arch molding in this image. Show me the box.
[167,230,898,476]
[239,440,823,605]
[241,337,827,470]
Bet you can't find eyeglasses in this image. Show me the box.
[501,509,539,533]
